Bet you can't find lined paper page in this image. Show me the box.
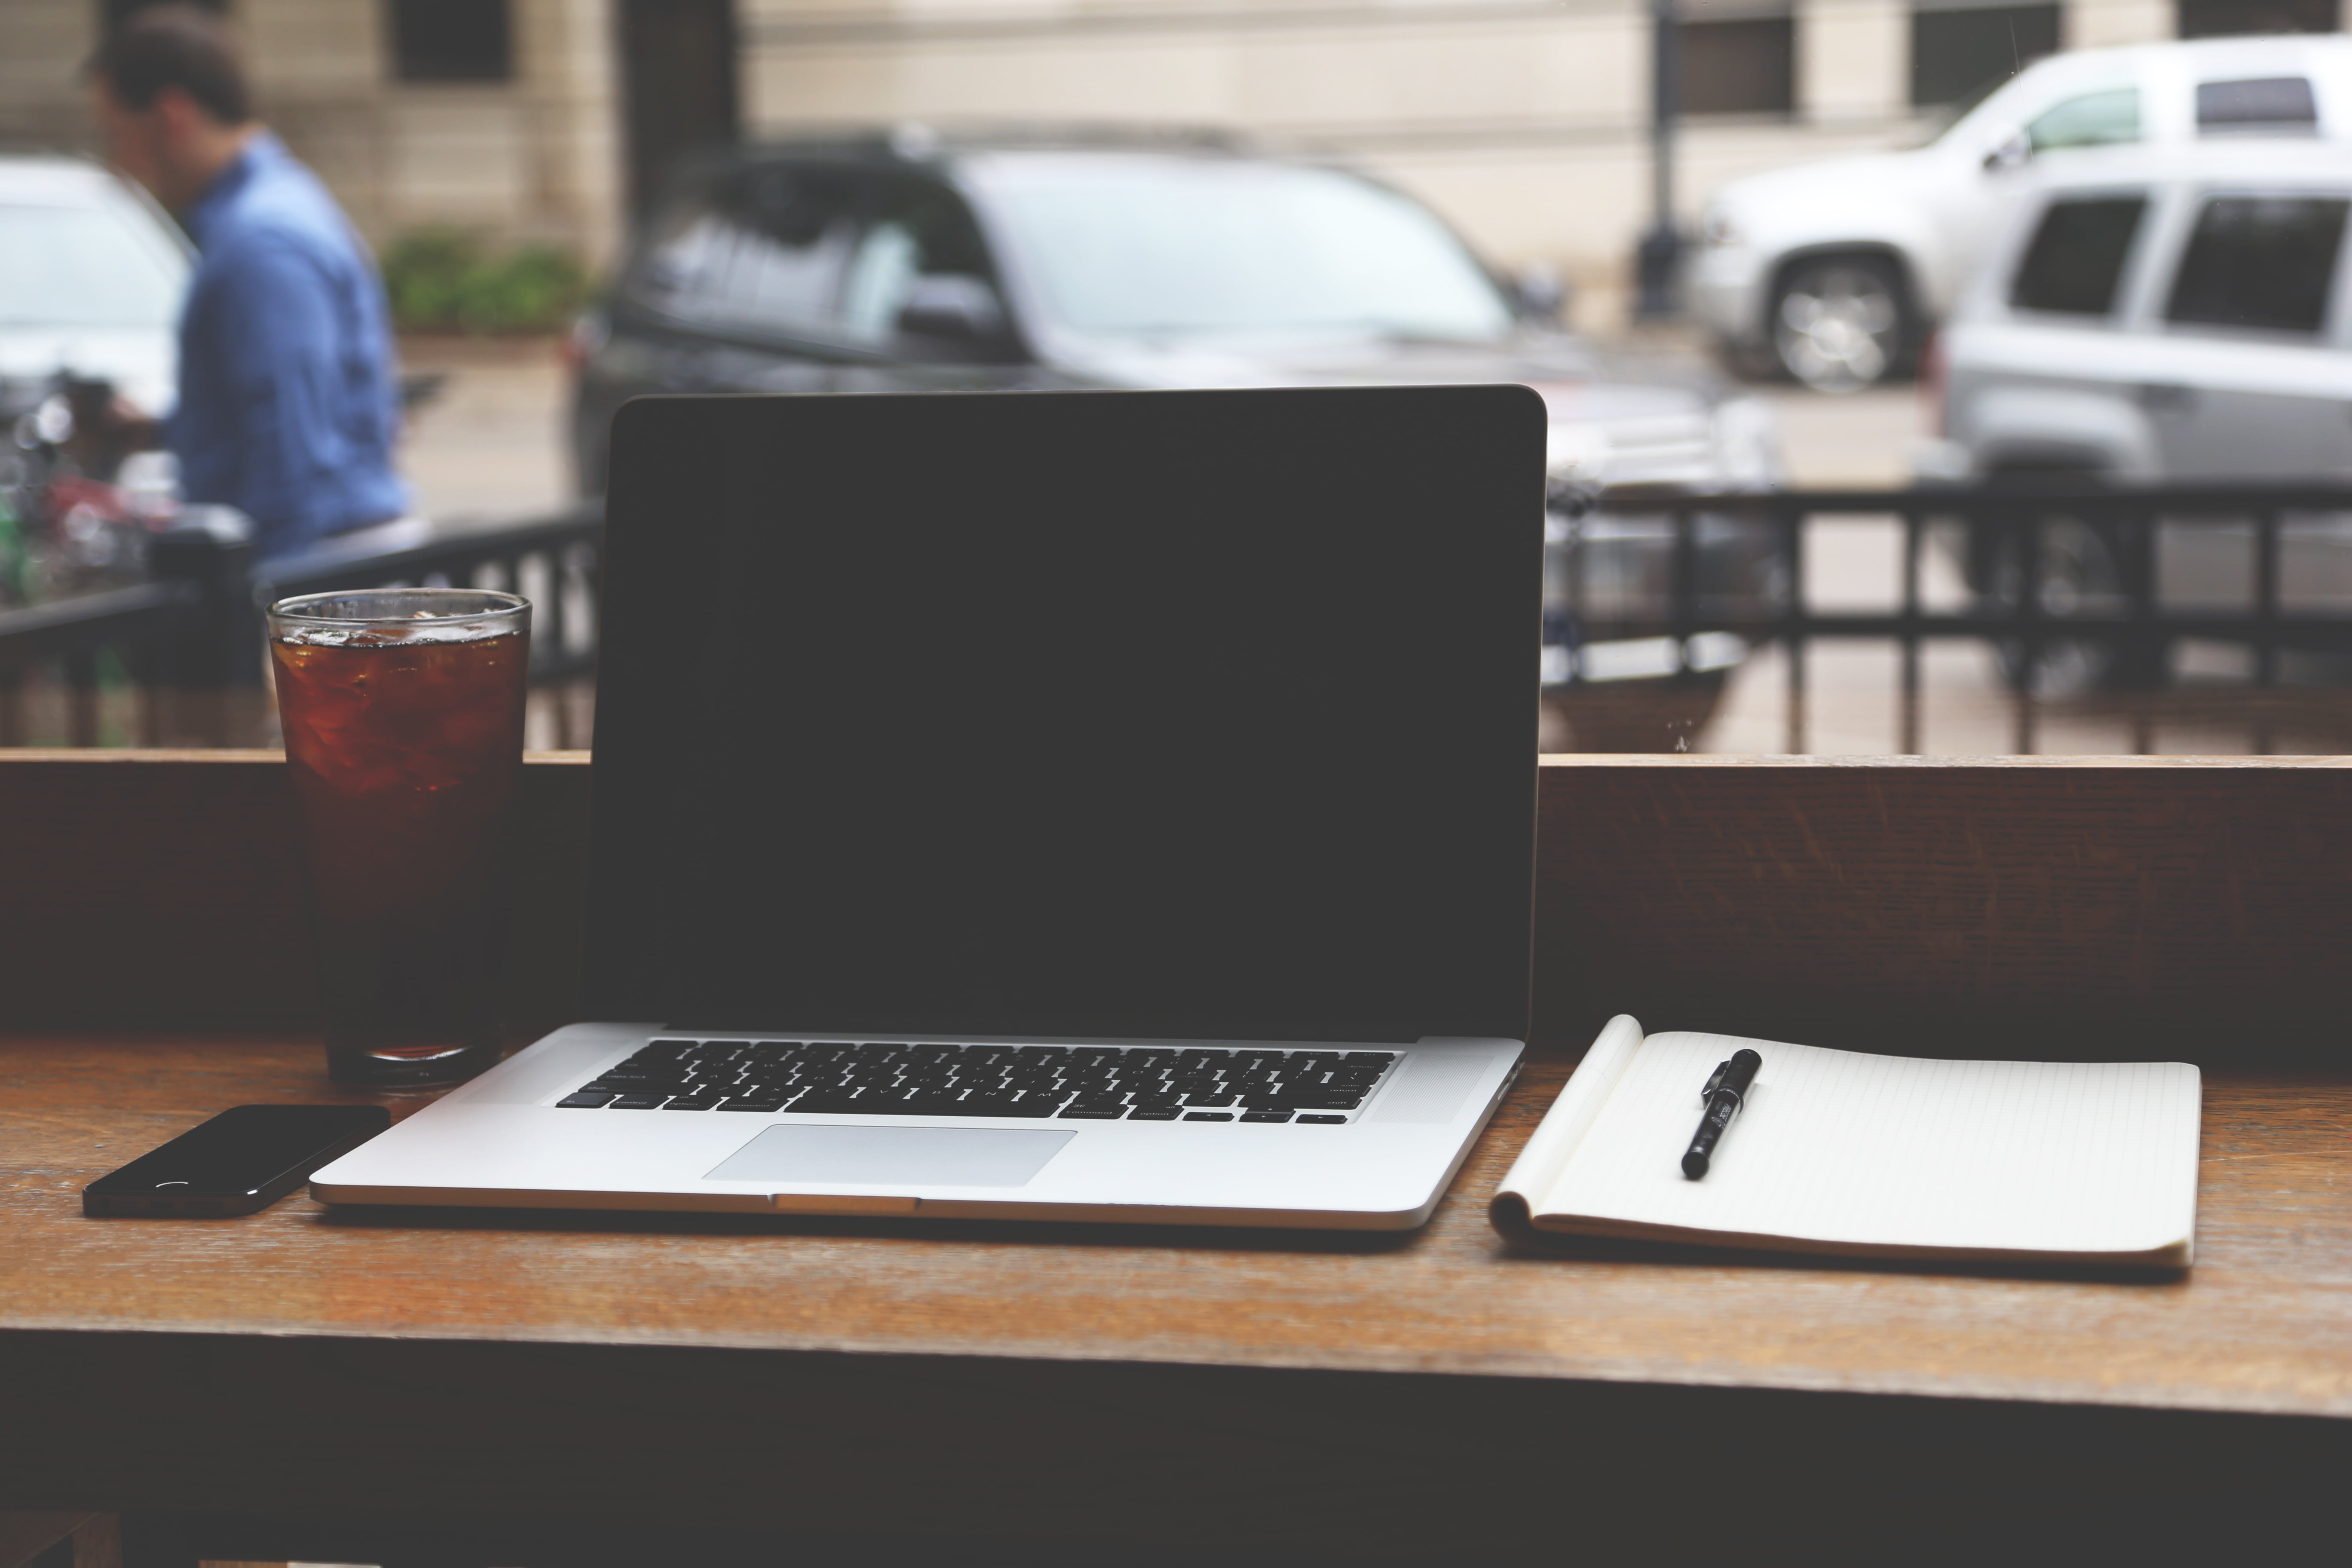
[1541,1032,2201,1259]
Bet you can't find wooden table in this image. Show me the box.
[3,754,2350,1563]
[4,1035,2349,1564]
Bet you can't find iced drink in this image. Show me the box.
[269,589,530,1087]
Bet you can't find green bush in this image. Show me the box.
[381,229,587,335]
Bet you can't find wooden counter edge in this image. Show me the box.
[0,1302,2340,1423]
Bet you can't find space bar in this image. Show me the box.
[789,1090,1061,1118]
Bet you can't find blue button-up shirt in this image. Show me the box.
[167,133,407,558]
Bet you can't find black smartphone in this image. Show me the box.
[83,1104,391,1217]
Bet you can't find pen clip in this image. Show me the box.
[1700,1060,1729,1103]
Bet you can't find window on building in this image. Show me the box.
[2177,0,2340,39]
[1681,15,1796,117]
[1910,4,2062,108]
[2166,195,2349,333]
[389,0,515,84]
[103,0,227,24]
[2026,87,2141,151]
[2009,195,2148,315]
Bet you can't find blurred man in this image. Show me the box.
[88,5,407,559]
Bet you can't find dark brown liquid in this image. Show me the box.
[272,632,527,1081]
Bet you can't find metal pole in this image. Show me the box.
[1634,0,1683,319]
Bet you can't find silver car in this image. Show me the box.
[1923,138,2352,683]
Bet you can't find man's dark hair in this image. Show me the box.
[87,4,254,126]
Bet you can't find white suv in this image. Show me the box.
[1690,35,2352,392]
[1929,139,2352,480]
[1921,138,2352,689]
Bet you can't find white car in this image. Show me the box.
[1691,34,2352,392]
[0,153,190,417]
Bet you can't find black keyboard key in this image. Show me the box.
[1182,1094,1237,1109]
[557,1092,616,1108]
[1182,1112,1234,1122]
[718,1098,786,1112]
[607,1094,666,1109]
[1342,1052,1396,1066]
[1297,1114,1348,1124]
[662,1096,720,1111]
[897,1088,986,1115]
[1128,1108,1182,1121]
[790,1090,871,1115]
[1274,1092,1365,1111]
[962,1096,1063,1119]
[1239,1110,1294,1123]
[1059,1107,1125,1119]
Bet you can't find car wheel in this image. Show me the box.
[1771,257,1908,394]
[1976,513,2146,697]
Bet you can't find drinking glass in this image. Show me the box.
[268,588,530,1087]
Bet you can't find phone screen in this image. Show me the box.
[85,1105,390,1216]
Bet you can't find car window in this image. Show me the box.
[2197,77,2318,134]
[2026,89,2140,153]
[970,156,1514,344]
[631,165,859,332]
[2165,194,2349,334]
[2009,195,2148,315]
[0,202,186,329]
[838,178,998,344]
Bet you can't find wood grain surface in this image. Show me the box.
[3,752,2346,1063]
[1,1035,2347,1556]
[4,752,2349,1553]
[0,1035,2343,1412]
[1533,753,2352,1059]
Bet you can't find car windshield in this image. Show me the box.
[970,155,1517,345]
[0,201,187,330]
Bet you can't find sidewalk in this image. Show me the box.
[396,334,572,523]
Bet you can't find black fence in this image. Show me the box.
[1569,484,2352,755]
[0,506,601,747]
[8,485,2352,754]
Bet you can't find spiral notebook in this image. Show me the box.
[1491,1017,2202,1268]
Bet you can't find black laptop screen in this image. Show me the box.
[585,386,1543,1043]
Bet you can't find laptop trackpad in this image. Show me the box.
[706,1125,1076,1188]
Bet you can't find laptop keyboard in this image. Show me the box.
[554,1039,1399,1124]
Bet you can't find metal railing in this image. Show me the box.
[0,505,601,747]
[11,485,2352,755]
[1572,484,2352,756]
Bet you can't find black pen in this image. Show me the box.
[1682,1048,1761,1179]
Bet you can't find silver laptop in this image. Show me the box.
[314,385,1545,1229]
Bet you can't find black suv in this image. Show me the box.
[569,128,1784,722]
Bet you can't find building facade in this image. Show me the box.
[5,0,2338,318]
[4,0,621,263]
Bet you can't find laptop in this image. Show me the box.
[312,385,1544,1229]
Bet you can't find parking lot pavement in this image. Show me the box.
[1761,385,1925,490]
[397,335,571,522]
